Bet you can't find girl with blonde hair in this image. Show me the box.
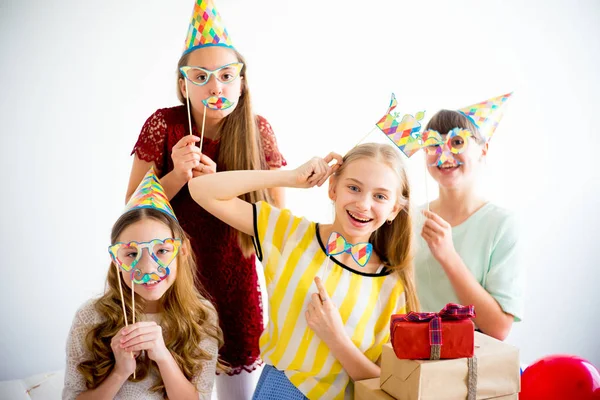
[63,171,222,399]
[189,143,419,400]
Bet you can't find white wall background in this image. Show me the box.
[1,0,599,380]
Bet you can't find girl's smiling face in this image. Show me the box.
[423,110,489,191]
[329,158,402,243]
[425,132,488,190]
[115,218,178,306]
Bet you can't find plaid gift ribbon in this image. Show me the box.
[392,303,475,360]
[391,303,477,400]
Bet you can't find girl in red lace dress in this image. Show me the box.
[125,1,286,398]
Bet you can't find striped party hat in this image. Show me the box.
[124,168,178,222]
[458,92,513,142]
[183,0,233,55]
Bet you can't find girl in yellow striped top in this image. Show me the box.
[188,143,419,400]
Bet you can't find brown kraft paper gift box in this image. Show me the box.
[380,332,520,399]
[354,378,394,400]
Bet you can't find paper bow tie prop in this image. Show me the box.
[183,0,234,55]
[458,92,512,142]
[376,93,425,158]
[391,303,476,359]
[326,231,372,267]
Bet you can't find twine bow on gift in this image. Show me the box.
[393,303,476,360]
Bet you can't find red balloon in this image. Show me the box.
[520,354,600,400]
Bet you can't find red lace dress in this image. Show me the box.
[131,105,286,374]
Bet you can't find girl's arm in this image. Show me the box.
[438,252,514,340]
[156,354,199,400]
[306,278,380,381]
[66,327,136,399]
[73,371,130,400]
[77,350,200,400]
[126,136,216,202]
[188,154,341,236]
[268,168,286,209]
[421,210,514,340]
[328,335,381,381]
[119,321,199,399]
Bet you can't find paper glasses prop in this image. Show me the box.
[179,63,242,111]
[326,232,372,267]
[179,62,243,87]
[109,238,182,284]
[180,62,243,152]
[422,127,472,167]
[413,91,513,166]
[374,94,475,166]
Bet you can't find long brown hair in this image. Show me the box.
[177,48,271,257]
[426,109,484,144]
[332,143,420,312]
[78,208,224,396]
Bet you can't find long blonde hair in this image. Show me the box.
[332,143,420,312]
[78,208,224,396]
[177,48,271,257]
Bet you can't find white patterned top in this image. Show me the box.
[62,299,218,399]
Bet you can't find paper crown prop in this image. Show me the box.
[183,0,234,55]
[458,92,512,142]
[124,168,178,222]
[376,93,425,158]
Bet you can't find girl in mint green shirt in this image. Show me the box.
[416,109,524,341]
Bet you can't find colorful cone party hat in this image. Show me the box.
[458,92,513,142]
[124,168,178,222]
[183,0,233,55]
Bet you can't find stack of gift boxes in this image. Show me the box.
[355,304,521,400]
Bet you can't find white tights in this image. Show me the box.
[213,365,264,400]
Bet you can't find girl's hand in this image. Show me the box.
[111,331,139,378]
[421,210,458,264]
[192,153,217,178]
[293,152,343,188]
[306,277,347,345]
[171,135,202,182]
[120,321,171,364]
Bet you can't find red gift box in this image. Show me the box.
[390,303,475,360]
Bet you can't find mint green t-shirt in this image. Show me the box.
[414,203,525,321]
